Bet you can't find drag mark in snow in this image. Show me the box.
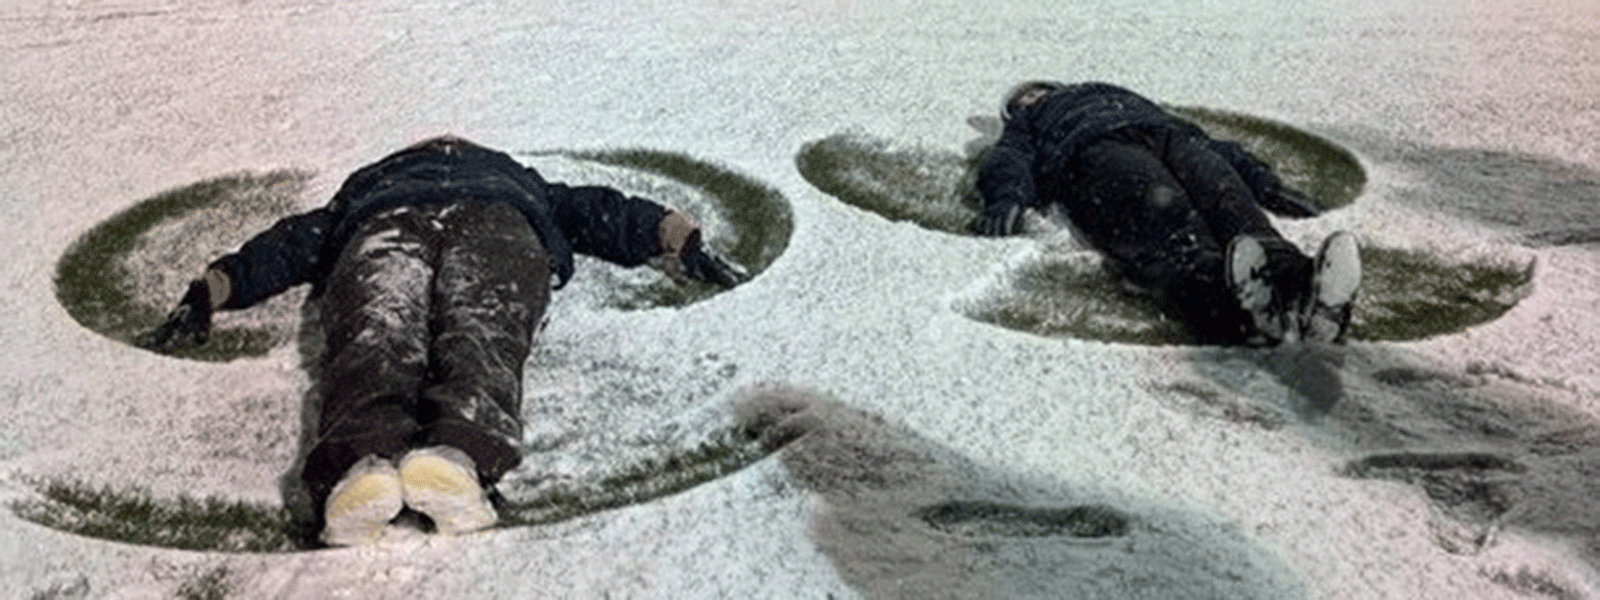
[9,415,780,552]
[736,385,1305,599]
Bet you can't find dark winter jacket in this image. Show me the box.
[976,82,1315,225]
[209,141,668,310]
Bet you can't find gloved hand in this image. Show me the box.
[679,230,749,288]
[1260,186,1321,218]
[136,279,213,353]
[970,203,1025,236]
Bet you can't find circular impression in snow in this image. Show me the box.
[54,150,791,362]
[798,107,1535,345]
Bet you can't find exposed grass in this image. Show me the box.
[53,171,309,362]
[57,149,790,356]
[795,136,976,235]
[566,149,794,309]
[572,149,792,274]
[962,254,1191,346]
[964,243,1535,345]
[1351,246,1535,341]
[1164,104,1365,210]
[798,118,1528,344]
[11,479,298,553]
[918,500,1130,539]
[499,427,772,527]
[11,425,774,552]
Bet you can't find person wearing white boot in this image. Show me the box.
[139,136,747,546]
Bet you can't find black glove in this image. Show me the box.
[678,230,749,288]
[970,203,1025,236]
[1260,186,1321,218]
[136,279,213,353]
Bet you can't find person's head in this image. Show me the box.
[1001,80,1065,121]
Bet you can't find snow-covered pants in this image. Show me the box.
[1049,125,1312,343]
[302,198,549,503]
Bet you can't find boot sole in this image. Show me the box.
[400,451,498,535]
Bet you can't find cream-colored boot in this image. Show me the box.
[320,454,404,547]
[399,446,498,535]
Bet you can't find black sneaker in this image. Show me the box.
[1302,231,1361,343]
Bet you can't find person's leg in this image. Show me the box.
[1051,134,1253,344]
[1146,128,1312,284]
[303,208,435,514]
[415,200,550,488]
[1143,126,1317,342]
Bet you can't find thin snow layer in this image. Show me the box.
[5,0,1600,598]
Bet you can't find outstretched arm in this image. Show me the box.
[971,129,1040,236]
[1207,139,1321,218]
[546,183,748,287]
[136,208,337,353]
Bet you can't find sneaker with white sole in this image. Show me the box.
[1302,231,1361,343]
[320,454,404,547]
[1226,234,1300,345]
[399,446,498,535]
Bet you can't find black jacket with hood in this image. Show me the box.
[975,82,1315,226]
[209,142,668,310]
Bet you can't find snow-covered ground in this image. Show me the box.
[4,0,1600,597]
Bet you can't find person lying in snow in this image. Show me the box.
[971,81,1361,346]
[136,136,747,546]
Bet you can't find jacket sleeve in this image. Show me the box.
[544,183,667,267]
[207,208,339,309]
[1207,139,1321,218]
[976,128,1041,214]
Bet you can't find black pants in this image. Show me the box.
[1050,126,1311,344]
[302,198,549,504]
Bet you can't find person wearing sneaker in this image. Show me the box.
[137,136,748,546]
[971,81,1359,345]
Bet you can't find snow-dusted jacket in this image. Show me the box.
[209,143,667,309]
[976,81,1312,221]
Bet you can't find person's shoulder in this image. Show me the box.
[1063,81,1146,99]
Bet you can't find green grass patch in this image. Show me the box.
[11,426,774,552]
[11,479,299,552]
[1351,246,1535,341]
[796,136,976,234]
[499,427,772,526]
[54,171,307,361]
[571,149,792,275]
[564,149,794,310]
[963,243,1535,345]
[961,254,1190,345]
[1165,104,1365,210]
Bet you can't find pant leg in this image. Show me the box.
[1142,126,1313,281]
[415,201,550,486]
[1052,133,1255,343]
[302,208,435,499]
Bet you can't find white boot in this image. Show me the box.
[399,446,498,535]
[1303,231,1362,343]
[320,454,404,547]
